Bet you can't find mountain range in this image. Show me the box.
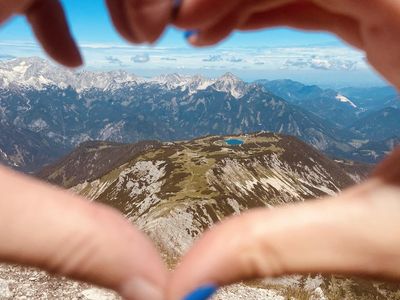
[0,57,399,172]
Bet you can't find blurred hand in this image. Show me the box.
[0,166,167,300]
[167,149,400,299]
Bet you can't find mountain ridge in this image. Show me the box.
[0,57,250,99]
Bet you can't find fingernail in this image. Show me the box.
[172,0,182,19]
[120,277,162,300]
[183,284,218,300]
[173,0,182,9]
[184,30,198,40]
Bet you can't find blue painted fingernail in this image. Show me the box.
[173,0,182,9]
[184,30,198,40]
[183,284,218,300]
[172,0,182,19]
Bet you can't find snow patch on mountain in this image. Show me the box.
[29,118,48,132]
[336,94,357,108]
[118,160,165,216]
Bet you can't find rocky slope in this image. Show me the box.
[341,137,400,163]
[256,79,362,127]
[0,120,67,172]
[36,140,161,188]
[348,107,400,140]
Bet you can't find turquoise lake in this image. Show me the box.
[225,139,244,146]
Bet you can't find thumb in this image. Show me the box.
[0,166,167,300]
[167,178,400,299]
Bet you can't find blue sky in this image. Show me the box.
[0,0,387,87]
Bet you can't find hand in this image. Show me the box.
[0,166,167,300]
[174,0,400,89]
[166,149,400,299]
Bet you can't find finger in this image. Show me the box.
[245,0,294,12]
[0,0,31,23]
[173,0,241,30]
[25,0,82,67]
[245,0,387,21]
[311,0,392,20]
[187,7,245,47]
[239,2,363,49]
[0,166,167,300]
[167,179,400,299]
[373,146,400,186]
[105,0,140,43]
[122,0,174,44]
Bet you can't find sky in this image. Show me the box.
[0,0,388,87]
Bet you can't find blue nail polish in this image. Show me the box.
[184,30,198,40]
[173,0,182,9]
[183,284,218,300]
[172,0,182,19]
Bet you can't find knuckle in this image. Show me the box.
[127,0,170,15]
[45,204,121,277]
[236,231,284,279]
[223,212,285,279]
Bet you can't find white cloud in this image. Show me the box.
[131,53,150,63]
[160,57,177,61]
[105,56,123,65]
[202,55,223,62]
[283,56,358,71]
[226,56,243,63]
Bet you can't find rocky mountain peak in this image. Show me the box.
[217,72,242,83]
[0,57,139,91]
[212,72,247,98]
[0,56,73,90]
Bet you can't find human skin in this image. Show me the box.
[1,0,400,299]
